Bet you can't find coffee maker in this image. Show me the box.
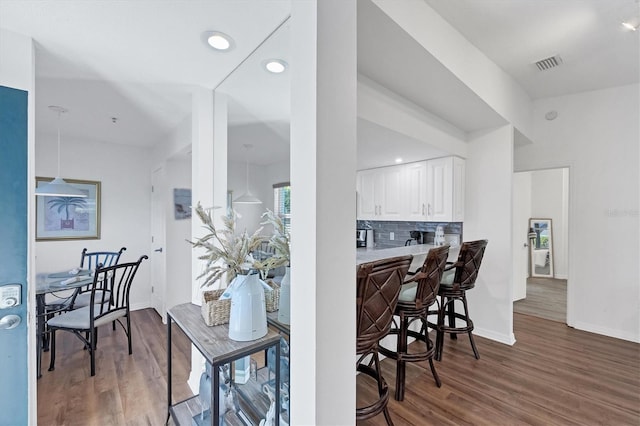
[356,229,367,247]
[357,229,374,248]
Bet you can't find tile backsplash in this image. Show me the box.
[357,220,463,249]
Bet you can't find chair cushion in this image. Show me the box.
[398,282,418,302]
[47,304,124,330]
[440,269,455,287]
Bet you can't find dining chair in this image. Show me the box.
[71,247,127,309]
[378,245,449,401]
[47,255,147,376]
[432,239,488,361]
[356,254,412,425]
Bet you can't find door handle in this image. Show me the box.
[154,248,163,253]
[0,314,21,330]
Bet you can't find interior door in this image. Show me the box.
[150,166,166,318]
[512,172,532,301]
[0,86,29,424]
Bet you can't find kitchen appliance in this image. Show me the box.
[357,229,367,247]
[357,229,374,248]
[366,229,374,248]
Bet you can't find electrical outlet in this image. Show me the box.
[390,232,395,240]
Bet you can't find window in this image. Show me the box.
[273,182,291,233]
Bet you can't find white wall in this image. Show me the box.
[372,0,532,139]
[515,84,639,343]
[164,158,192,311]
[35,135,152,310]
[531,168,568,278]
[465,125,515,345]
[357,76,468,157]
[290,1,357,423]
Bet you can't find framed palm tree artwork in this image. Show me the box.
[35,177,101,241]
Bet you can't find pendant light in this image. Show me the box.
[233,144,262,204]
[35,106,87,198]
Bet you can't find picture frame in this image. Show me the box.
[36,177,101,241]
[173,188,192,220]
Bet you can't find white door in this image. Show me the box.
[150,166,166,318]
[512,172,532,301]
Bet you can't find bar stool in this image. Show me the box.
[432,239,488,361]
[379,245,449,401]
[356,255,412,425]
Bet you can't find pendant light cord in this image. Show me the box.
[56,110,62,177]
[245,158,250,193]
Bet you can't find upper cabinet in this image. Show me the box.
[357,156,464,222]
[426,156,465,222]
[357,166,404,220]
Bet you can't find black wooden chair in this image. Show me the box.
[47,255,147,376]
[379,245,449,401]
[432,240,488,361]
[356,254,412,425]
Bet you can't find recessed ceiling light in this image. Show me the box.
[545,110,558,121]
[395,157,403,164]
[622,22,638,31]
[206,31,233,50]
[264,59,287,73]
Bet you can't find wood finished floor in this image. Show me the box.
[37,309,193,426]
[38,309,640,425]
[513,277,567,323]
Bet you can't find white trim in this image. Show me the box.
[571,321,640,344]
[474,327,516,346]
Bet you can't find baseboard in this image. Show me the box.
[571,321,640,343]
[130,302,151,312]
[474,327,516,346]
[554,273,568,280]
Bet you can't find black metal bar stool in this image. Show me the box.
[379,245,450,401]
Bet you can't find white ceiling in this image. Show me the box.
[424,0,640,100]
[1,0,638,166]
[0,0,291,160]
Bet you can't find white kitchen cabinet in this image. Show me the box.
[404,161,428,221]
[357,166,404,220]
[357,156,464,222]
[357,169,378,219]
[426,156,464,222]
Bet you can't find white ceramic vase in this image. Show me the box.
[277,266,291,325]
[228,272,268,341]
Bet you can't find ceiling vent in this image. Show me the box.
[534,55,563,71]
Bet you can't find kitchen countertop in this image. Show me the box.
[356,244,459,267]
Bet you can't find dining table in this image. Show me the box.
[35,269,94,378]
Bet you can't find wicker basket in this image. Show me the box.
[264,280,281,312]
[201,289,231,326]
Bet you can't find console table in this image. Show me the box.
[167,303,281,425]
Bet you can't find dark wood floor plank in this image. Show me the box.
[38,309,639,426]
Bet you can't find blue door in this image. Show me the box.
[0,85,29,425]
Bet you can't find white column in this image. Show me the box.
[290,1,357,424]
[191,88,215,302]
[188,89,228,392]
